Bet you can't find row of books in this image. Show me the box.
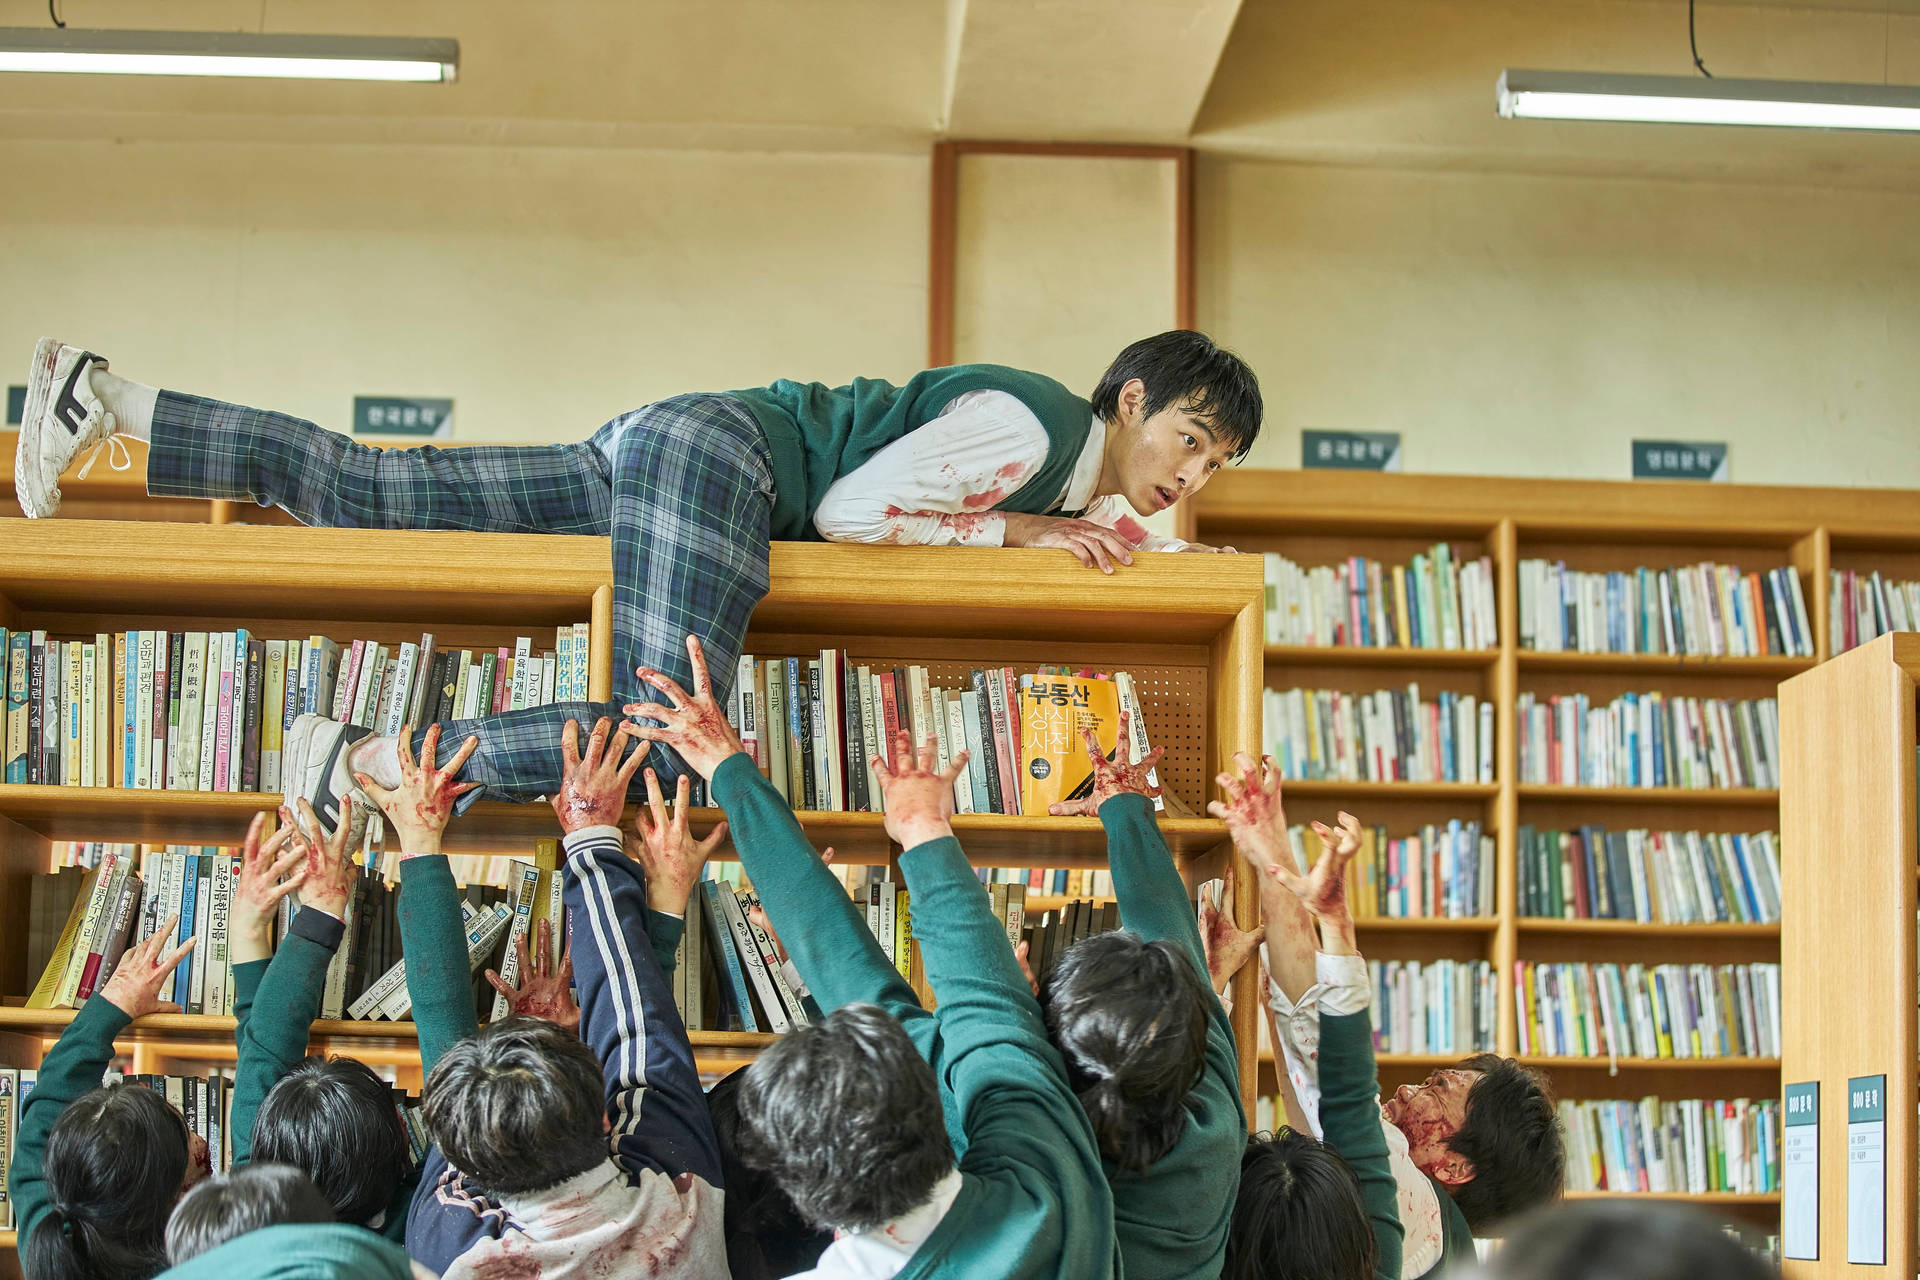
[1560,1097,1781,1196]
[1260,546,1499,650]
[1287,820,1495,920]
[1263,685,1495,784]
[730,654,1164,817]
[1517,825,1782,925]
[1368,959,1498,1056]
[1514,961,1781,1061]
[1518,560,1814,658]
[1514,692,1779,790]
[1829,569,1920,656]
[0,626,591,790]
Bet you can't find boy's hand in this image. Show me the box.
[1003,512,1136,574]
[1206,752,1299,887]
[290,798,361,920]
[1178,542,1239,554]
[1200,871,1263,994]
[746,847,832,964]
[872,732,969,850]
[98,918,195,1020]
[232,811,306,961]
[1014,939,1040,996]
[546,717,649,836]
[355,724,481,854]
[485,918,578,1033]
[622,634,747,782]
[1047,709,1164,816]
[628,769,730,915]
[1270,812,1363,954]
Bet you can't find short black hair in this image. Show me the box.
[1487,1198,1777,1280]
[1039,930,1210,1174]
[1446,1053,1565,1231]
[1224,1129,1377,1280]
[1089,330,1263,460]
[422,1016,609,1196]
[165,1163,335,1264]
[253,1056,413,1225]
[25,1082,190,1280]
[733,1003,954,1234]
[706,1066,834,1279]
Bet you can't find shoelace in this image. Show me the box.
[72,415,131,481]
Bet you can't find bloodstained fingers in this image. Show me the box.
[583,717,613,773]
[560,719,583,772]
[240,812,269,864]
[671,773,694,838]
[610,729,650,791]
[395,725,420,776]
[637,665,694,711]
[941,749,970,785]
[891,730,914,775]
[415,723,442,774]
[917,734,938,774]
[643,768,670,834]
[684,634,713,698]
[696,818,729,860]
[441,733,481,781]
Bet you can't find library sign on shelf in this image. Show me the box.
[7,384,24,425]
[1783,1081,1818,1260]
[354,396,453,438]
[1303,430,1402,472]
[1847,1074,1886,1266]
[1632,439,1727,482]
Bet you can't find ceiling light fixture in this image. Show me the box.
[0,28,457,82]
[1497,69,1920,132]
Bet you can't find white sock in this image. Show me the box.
[348,734,403,790]
[88,367,158,442]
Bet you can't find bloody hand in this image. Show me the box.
[872,731,969,851]
[621,634,746,782]
[1047,708,1163,817]
[356,724,481,853]
[98,919,196,1020]
[485,917,578,1033]
[545,717,649,836]
[627,768,730,915]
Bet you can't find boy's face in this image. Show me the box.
[1382,1067,1480,1186]
[1105,380,1237,516]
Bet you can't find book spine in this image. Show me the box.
[164,631,185,790]
[333,639,364,723]
[722,887,790,1033]
[700,881,758,1032]
[488,648,509,715]
[190,853,214,1013]
[262,640,287,792]
[969,672,1003,813]
[185,633,212,791]
[570,622,591,705]
[407,633,438,730]
[784,657,808,808]
[241,638,264,793]
[488,861,543,1022]
[3,631,26,784]
[740,891,808,1026]
[135,631,155,789]
[735,654,760,771]
[210,634,234,793]
[205,853,232,1017]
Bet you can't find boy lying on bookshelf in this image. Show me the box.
[1222,809,1404,1280]
[1211,756,1565,1274]
[627,640,1121,1278]
[17,332,1260,837]
[366,716,728,1280]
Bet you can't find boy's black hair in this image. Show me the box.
[422,1016,609,1196]
[253,1056,413,1226]
[1223,1129,1377,1280]
[1445,1053,1565,1231]
[706,1065,834,1279]
[25,1082,191,1280]
[733,1003,954,1234]
[1039,930,1210,1174]
[164,1162,335,1264]
[1488,1198,1776,1280]
[1089,330,1263,460]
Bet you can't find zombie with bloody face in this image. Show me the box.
[16,331,1260,837]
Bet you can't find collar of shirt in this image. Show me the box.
[495,1161,626,1240]
[818,1167,964,1271]
[1058,415,1108,512]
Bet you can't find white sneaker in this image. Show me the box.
[15,338,118,518]
[283,714,374,840]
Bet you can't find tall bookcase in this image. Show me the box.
[1778,632,1918,1278]
[0,508,1264,1274]
[1184,466,1920,1234]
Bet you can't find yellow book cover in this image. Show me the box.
[25,864,102,1009]
[893,888,911,980]
[1017,673,1120,814]
[1392,568,1412,648]
[529,838,562,967]
[1519,963,1540,1053]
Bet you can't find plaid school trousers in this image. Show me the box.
[148,390,775,804]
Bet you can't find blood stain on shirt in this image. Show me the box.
[960,486,1009,511]
[1109,514,1149,545]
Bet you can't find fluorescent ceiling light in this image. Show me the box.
[1497,68,1920,132]
[0,28,456,82]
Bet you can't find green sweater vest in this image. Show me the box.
[728,364,1097,540]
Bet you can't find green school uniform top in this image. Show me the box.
[154,1222,415,1280]
[7,994,129,1259]
[728,364,1097,540]
[709,752,1122,1279]
[1319,1008,1406,1280]
[1095,793,1247,1280]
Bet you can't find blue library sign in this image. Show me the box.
[1632,439,1727,481]
[1303,430,1401,472]
[354,396,453,437]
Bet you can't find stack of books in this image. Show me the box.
[1560,1097,1780,1195]
[1829,568,1920,655]
[0,625,590,790]
[1264,685,1494,783]
[1514,961,1781,1060]
[1369,959,1497,1055]
[1261,545,1498,649]
[1515,692,1779,789]
[1519,560,1812,657]
[1517,826,1782,924]
[1286,820,1493,920]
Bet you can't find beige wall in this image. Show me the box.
[0,138,928,441]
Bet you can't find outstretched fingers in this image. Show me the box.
[685,634,713,699]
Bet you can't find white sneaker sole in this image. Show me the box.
[284,714,371,839]
[15,337,64,518]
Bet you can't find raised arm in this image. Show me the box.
[624,636,937,1039]
[1210,753,1321,1005]
[547,716,725,1189]
[356,725,482,1074]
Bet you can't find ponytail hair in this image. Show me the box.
[24,1084,191,1280]
[1041,931,1211,1173]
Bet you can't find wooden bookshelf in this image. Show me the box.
[1190,467,1920,1229]
[0,515,1264,1266]
[1779,632,1920,1277]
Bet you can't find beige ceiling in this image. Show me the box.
[2,0,1919,188]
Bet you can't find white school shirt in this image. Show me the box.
[792,1169,965,1280]
[809,390,1190,550]
[1267,950,1449,1279]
